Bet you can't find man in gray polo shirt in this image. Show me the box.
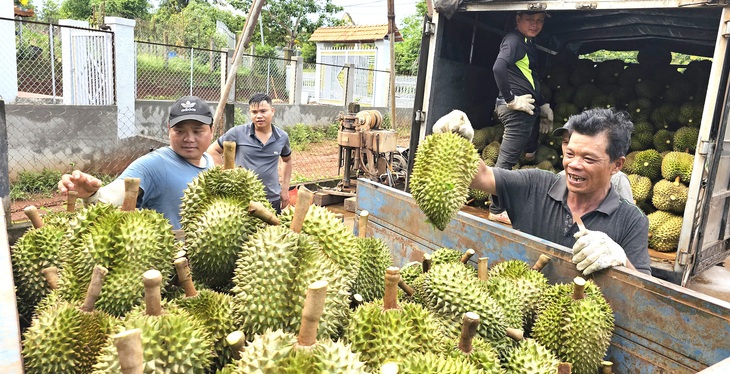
[435,107,651,276]
[207,93,292,213]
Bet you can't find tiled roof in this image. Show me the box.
[309,24,403,43]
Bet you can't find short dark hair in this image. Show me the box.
[565,108,633,162]
[249,93,272,106]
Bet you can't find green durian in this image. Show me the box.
[648,211,683,252]
[394,351,484,374]
[352,237,394,303]
[627,174,652,204]
[661,151,694,184]
[488,259,550,331]
[652,178,688,214]
[481,141,501,164]
[503,338,560,374]
[410,132,480,230]
[435,312,504,374]
[632,149,663,181]
[673,126,699,153]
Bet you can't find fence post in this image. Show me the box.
[0,3,18,103]
[104,17,137,139]
[373,39,390,107]
[344,63,355,108]
[0,99,9,222]
[223,48,236,103]
[290,56,303,105]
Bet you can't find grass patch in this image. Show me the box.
[10,169,62,200]
[285,123,339,151]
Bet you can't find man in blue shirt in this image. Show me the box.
[207,93,292,213]
[58,96,215,229]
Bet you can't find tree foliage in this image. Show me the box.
[59,0,92,20]
[395,0,426,75]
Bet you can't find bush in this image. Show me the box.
[285,123,340,151]
[10,169,63,200]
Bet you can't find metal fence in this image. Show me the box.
[12,18,63,102]
[233,53,291,103]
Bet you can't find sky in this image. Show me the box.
[330,0,419,26]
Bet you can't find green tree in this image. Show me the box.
[147,0,245,48]
[95,0,150,20]
[60,0,93,20]
[230,0,343,51]
[39,0,61,22]
[395,0,427,75]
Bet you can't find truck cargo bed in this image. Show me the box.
[356,179,730,373]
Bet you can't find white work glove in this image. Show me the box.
[506,94,535,115]
[539,103,553,134]
[572,229,627,276]
[432,109,474,142]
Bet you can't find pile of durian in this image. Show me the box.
[12,168,618,373]
[468,51,711,253]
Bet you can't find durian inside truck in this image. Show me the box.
[357,0,730,372]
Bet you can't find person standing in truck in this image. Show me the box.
[435,107,652,276]
[490,10,554,225]
[207,93,293,213]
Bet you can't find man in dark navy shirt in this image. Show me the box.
[490,10,554,226]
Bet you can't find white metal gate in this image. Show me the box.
[69,32,114,105]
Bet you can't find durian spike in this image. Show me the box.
[222,141,236,170]
[173,257,198,298]
[350,293,364,309]
[460,248,476,264]
[24,205,44,229]
[381,362,399,374]
[121,178,141,212]
[457,312,480,354]
[114,329,144,374]
[248,201,281,225]
[80,265,108,313]
[383,267,400,311]
[41,266,59,290]
[143,269,163,316]
[358,210,369,238]
[601,361,614,373]
[477,257,488,281]
[397,280,414,296]
[297,280,328,348]
[226,331,246,360]
[290,185,314,233]
[66,190,78,212]
[558,362,572,374]
[572,277,587,301]
[532,254,552,271]
[505,327,525,342]
[422,253,432,273]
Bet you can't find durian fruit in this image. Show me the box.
[22,266,116,374]
[472,127,490,152]
[417,262,512,354]
[661,151,694,184]
[171,257,238,371]
[432,247,476,265]
[223,281,368,373]
[389,351,483,374]
[435,312,504,374]
[352,236,394,303]
[653,129,675,153]
[648,211,683,252]
[344,267,441,370]
[477,257,525,332]
[488,257,550,332]
[468,188,490,206]
[673,126,699,153]
[92,269,215,373]
[531,277,614,374]
[410,132,480,230]
[180,166,272,292]
[631,149,663,181]
[397,260,424,302]
[57,179,177,317]
[12,206,69,325]
[502,334,559,374]
[652,177,689,214]
[627,174,652,205]
[678,102,703,127]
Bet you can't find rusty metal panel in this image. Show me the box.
[357,179,730,372]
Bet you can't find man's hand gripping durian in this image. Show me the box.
[431,109,475,141]
[572,218,629,276]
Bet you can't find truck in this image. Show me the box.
[406,0,730,286]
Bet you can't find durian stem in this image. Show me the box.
[383,267,400,310]
[297,280,328,347]
[248,201,280,225]
[532,254,552,272]
[143,269,163,316]
[66,190,78,212]
[397,280,414,296]
[172,229,186,241]
[422,253,432,273]
[674,176,681,186]
[380,362,399,374]
[226,331,246,360]
[24,205,43,229]
[558,362,572,374]
[350,293,364,309]
[572,277,586,301]
[573,213,586,233]
[121,178,141,212]
[41,266,59,289]
[173,257,198,298]
[81,265,108,312]
[458,312,480,354]
[357,210,369,238]
[113,329,144,374]
[477,257,489,281]
[174,250,187,260]
[505,328,524,342]
[460,248,476,264]
[223,141,236,170]
[601,361,614,374]
[290,185,314,233]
